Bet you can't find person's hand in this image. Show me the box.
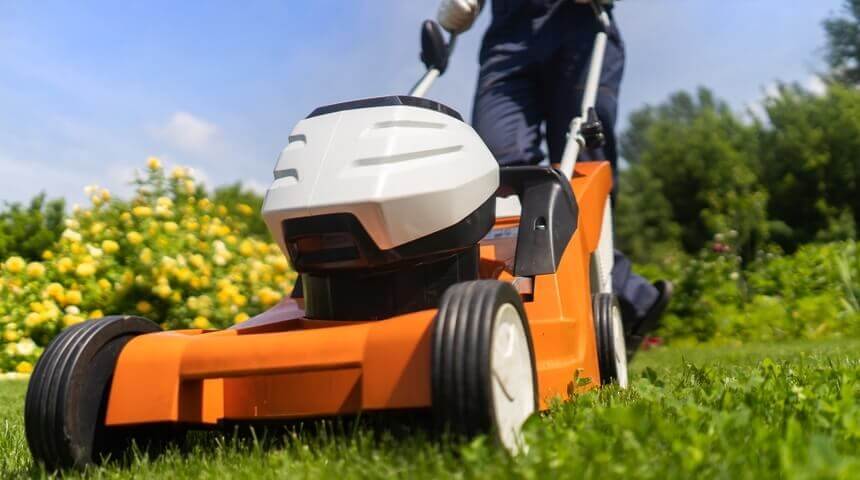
[437,0,482,34]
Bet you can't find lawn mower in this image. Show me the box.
[24,1,626,468]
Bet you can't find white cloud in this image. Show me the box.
[152,112,219,154]
[806,75,828,96]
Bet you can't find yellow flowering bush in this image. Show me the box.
[0,158,295,372]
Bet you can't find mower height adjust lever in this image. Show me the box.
[581,107,605,151]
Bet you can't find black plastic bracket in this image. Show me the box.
[498,167,579,277]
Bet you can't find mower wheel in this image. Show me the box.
[432,280,537,454]
[25,315,162,469]
[593,293,629,388]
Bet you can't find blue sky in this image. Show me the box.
[0,0,844,205]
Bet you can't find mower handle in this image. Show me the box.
[409,20,457,98]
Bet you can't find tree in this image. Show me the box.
[759,83,860,250]
[824,0,860,85]
[617,88,769,262]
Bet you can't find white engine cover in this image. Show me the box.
[262,100,499,254]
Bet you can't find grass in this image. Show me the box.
[1,339,859,479]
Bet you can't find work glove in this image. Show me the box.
[437,0,483,34]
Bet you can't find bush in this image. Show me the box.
[0,158,295,373]
[0,194,65,262]
[644,241,860,344]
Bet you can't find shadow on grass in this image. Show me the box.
[13,409,474,478]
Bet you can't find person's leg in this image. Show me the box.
[542,12,662,342]
[472,42,544,166]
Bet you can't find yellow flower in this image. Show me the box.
[101,189,111,201]
[163,221,179,233]
[42,250,54,260]
[26,262,46,278]
[239,240,255,257]
[152,282,172,299]
[136,301,153,314]
[132,206,153,217]
[102,240,120,254]
[147,156,162,170]
[175,267,192,283]
[75,262,96,278]
[90,310,104,319]
[65,290,83,306]
[171,166,187,179]
[237,204,254,216]
[184,179,196,194]
[63,314,85,327]
[233,312,250,324]
[127,231,144,245]
[4,256,25,274]
[98,278,112,291]
[89,222,106,235]
[57,257,74,274]
[120,212,132,222]
[233,294,248,307]
[192,316,211,330]
[258,287,282,307]
[189,254,205,269]
[44,283,65,302]
[16,362,33,374]
[3,330,19,342]
[140,248,153,265]
[25,312,42,328]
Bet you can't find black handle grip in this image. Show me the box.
[420,20,452,75]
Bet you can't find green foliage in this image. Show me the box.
[824,0,860,85]
[618,81,860,261]
[0,194,65,262]
[618,88,769,263]
[615,164,681,265]
[213,183,269,238]
[642,242,860,344]
[1,340,860,478]
[759,83,860,250]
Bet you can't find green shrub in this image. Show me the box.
[646,241,860,344]
[0,194,65,262]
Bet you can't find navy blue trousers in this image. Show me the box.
[472,2,658,322]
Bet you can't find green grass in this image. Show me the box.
[2,339,859,479]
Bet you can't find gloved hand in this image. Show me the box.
[437,0,483,34]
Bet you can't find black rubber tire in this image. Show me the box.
[431,280,538,439]
[594,293,626,386]
[25,315,161,470]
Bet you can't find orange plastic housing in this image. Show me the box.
[104,161,613,426]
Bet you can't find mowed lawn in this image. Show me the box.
[1,340,859,479]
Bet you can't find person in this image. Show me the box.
[436,0,672,356]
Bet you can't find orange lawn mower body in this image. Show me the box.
[103,161,613,428]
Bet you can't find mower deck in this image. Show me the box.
[104,162,611,428]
